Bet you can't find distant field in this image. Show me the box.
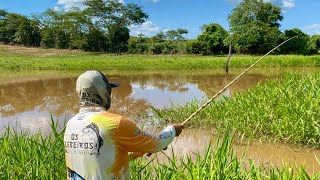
[1,45,320,70]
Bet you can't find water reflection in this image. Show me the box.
[0,71,277,133]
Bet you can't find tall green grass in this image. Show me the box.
[131,131,319,179]
[1,120,319,179]
[0,118,66,179]
[153,73,320,147]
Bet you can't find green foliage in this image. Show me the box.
[0,10,41,46]
[166,28,188,41]
[279,28,310,55]
[153,32,167,42]
[194,23,229,55]
[128,36,149,54]
[308,34,320,54]
[128,28,189,54]
[108,24,130,53]
[39,9,92,50]
[84,0,148,27]
[228,0,283,54]
[149,43,165,54]
[186,39,203,54]
[86,28,108,52]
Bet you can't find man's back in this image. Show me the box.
[64,70,183,180]
[64,109,129,180]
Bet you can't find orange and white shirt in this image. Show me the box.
[64,107,176,180]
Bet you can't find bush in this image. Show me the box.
[186,40,203,54]
[149,43,165,54]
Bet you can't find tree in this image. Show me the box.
[84,0,148,28]
[187,23,228,55]
[308,34,320,54]
[108,24,130,53]
[86,28,108,51]
[228,0,283,54]
[196,23,229,55]
[166,28,188,41]
[278,28,310,54]
[0,10,41,46]
[84,0,148,52]
[128,34,149,54]
[39,8,93,50]
[186,40,203,54]
[0,10,8,43]
[39,9,70,48]
[152,31,167,42]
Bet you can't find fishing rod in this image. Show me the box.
[0,113,23,132]
[181,35,297,126]
[138,36,297,173]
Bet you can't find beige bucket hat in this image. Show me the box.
[76,70,119,110]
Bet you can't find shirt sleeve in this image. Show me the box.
[115,117,176,153]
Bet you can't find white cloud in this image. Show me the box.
[225,0,242,5]
[129,21,161,37]
[53,6,63,12]
[57,0,86,10]
[303,24,320,35]
[225,0,295,9]
[281,0,295,8]
[144,0,160,3]
[57,0,125,11]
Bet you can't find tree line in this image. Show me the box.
[0,0,319,55]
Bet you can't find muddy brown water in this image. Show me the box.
[149,129,320,175]
[0,69,320,174]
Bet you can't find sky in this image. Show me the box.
[0,0,320,39]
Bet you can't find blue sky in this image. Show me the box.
[0,0,319,39]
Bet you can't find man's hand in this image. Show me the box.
[129,152,144,160]
[172,124,184,137]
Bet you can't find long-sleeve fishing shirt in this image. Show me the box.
[64,107,176,180]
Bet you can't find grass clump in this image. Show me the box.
[153,73,320,147]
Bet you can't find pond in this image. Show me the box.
[0,68,283,132]
[0,68,319,174]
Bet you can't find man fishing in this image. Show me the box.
[64,70,184,180]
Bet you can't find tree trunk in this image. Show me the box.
[225,43,232,73]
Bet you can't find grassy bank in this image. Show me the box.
[153,73,320,147]
[0,125,318,179]
[1,45,320,70]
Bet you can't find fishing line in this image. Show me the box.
[138,36,298,172]
[0,112,23,132]
[181,35,298,126]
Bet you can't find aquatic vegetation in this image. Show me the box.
[154,73,320,147]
